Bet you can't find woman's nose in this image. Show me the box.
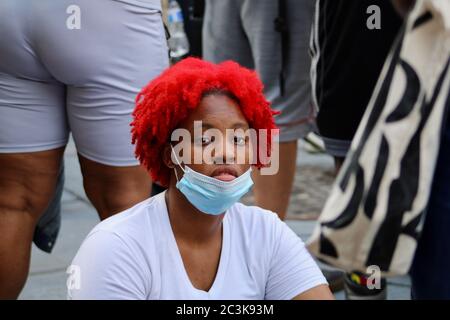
[212,139,236,164]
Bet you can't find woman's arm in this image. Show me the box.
[68,230,150,300]
[265,214,334,300]
[292,284,334,300]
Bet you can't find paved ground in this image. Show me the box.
[19,138,411,299]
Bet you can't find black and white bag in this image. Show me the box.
[307,0,450,277]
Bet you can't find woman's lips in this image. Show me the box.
[213,173,236,181]
[211,167,239,181]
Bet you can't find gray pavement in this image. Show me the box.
[19,137,411,299]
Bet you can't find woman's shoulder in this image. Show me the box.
[230,202,280,221]
[228,202,284,236]
[85,193,165,245]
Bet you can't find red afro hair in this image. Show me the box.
[131,57,279,187]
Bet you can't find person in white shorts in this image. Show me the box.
[68,57,332,299]
[0,0,168,298]
[202,0,315,220]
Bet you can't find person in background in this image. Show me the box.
[0,0,168,298]
[202,0,315,221]
[394,0,450,300]
[310,0,403,299]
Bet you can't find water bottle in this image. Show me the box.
[167,0,190,60]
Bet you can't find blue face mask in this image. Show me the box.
[171,146,254,215]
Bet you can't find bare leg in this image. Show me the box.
[0,147,64,299]
[78,155,151,220]
[252,140,298,220]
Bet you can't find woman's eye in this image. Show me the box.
[195,136,212,145]
[234,136,246,145]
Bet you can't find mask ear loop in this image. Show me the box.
[170,145,185,182]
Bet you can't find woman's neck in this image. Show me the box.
[165,186,224,245]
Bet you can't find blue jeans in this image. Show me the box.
[410,113,450,299]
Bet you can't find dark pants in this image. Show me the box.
[410,113,450,299]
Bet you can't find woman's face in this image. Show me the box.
[167,93,253,182]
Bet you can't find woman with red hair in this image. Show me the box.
[68,58,332,300]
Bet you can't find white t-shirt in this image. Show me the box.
[68,192,327,300]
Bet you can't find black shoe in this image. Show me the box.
[344,272,387,300]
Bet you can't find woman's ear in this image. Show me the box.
[163,144,175,169]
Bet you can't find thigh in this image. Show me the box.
[34,0,169,166]
[68,7,168,166]
[202,0,254,68]
[242,0,315,141]
[0,74,68,153]
[0,148,64,298]
[33,0,167,218]
[78,154,151,220]
[0,1,68,153]
[0,148,65,259]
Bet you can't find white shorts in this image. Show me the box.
[0,0,168,166]
[203,0,316,142]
